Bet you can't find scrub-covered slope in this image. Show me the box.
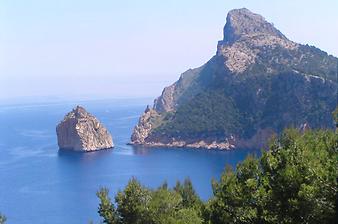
[131,8,337,149]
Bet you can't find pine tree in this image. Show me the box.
[97,188,119,224]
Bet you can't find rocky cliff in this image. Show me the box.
[56,106,114,151]
[131,8,338,150]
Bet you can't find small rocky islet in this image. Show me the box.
[56,105,114,152]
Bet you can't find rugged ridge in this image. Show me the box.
[56,106,114,151]
[222,8,287,45]
[131,8,338,150]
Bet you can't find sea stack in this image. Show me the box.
[56,105,114,151]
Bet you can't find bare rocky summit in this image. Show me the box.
[217,8,298,73]
[56,106,114,151]
[130,8,337,150]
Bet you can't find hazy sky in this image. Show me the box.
[1,0,337,101]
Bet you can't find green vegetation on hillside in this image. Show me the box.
[153,91,242,140]
[149,71,337,143]
[144,32,337,145]
[97,129,337,224]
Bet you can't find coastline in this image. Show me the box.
[128,140,235,150]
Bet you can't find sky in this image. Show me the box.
[0,0,337,101]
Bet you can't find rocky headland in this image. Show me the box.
[130,8,337,150]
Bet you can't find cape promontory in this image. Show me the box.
[56,106,114,151]
[131,8,337,150]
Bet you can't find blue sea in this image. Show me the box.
[0,98,260,224]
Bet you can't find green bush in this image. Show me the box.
[97,178,204,224]
[208,129,337,224]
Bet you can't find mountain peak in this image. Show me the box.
[223,8,286,44]
[72,105,88,118]
[63,105,90,120]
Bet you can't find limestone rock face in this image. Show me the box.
[217,8,298,73]
[131,106,159,144]
[56,106,114,151]
[222,8,287,44]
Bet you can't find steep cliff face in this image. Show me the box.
[56,106,114,151]
[131,8,338,150]
[153,66,204,113]
[131,106,160,144]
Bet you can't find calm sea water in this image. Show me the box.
[0,98,260,224]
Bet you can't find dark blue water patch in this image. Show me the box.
[0,99,261,224]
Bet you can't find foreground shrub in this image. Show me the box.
[97,129,337,224]
[209,129,337,224]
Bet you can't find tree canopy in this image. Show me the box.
[97,129,337,224]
